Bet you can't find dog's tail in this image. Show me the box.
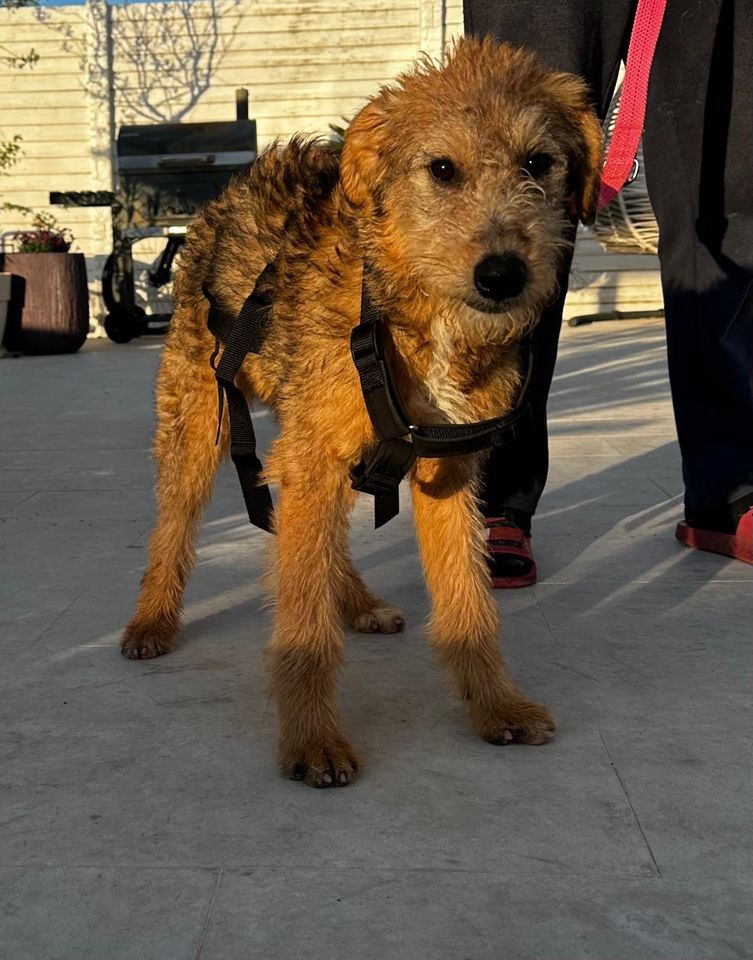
[173,135,340,319]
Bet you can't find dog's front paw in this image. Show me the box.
[348,603,406,634]
[476,698,556,746]
[280,735,360,788]
[121,618,175,659]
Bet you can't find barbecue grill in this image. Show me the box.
[51,90,256,343]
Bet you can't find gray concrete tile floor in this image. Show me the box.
[0,319,751,959]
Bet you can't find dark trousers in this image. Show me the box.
[465,0,753,524]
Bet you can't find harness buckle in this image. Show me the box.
[350,438,416,496]
[350,438,416,528]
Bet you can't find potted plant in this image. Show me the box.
[12,212,74,253]
[1,134,23,358]
[1,0,89,354]
[0,270,10,353]
[2,213,89,355]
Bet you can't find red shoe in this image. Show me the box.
[675,507,753,564]
[484,514,537,588]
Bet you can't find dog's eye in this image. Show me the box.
[524,153,553,178]
[429,158,457,182]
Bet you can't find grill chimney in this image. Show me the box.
[236,88,249,121]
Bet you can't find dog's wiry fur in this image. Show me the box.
[121,37,602,787]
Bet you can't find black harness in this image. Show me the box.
[206,261,276,533]
[205,261,534,533]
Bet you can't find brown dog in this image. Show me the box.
[121,36,602,787]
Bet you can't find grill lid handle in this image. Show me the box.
[158,153,216,168]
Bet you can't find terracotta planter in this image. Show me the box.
[0,273,10,351]
[0,252,89,355]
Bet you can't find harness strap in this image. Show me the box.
[350,310,412,440]
[411,403,533,457]
[208,260,537,533]
[350,439,416,528]
[350,264,536,526]
[205,262,276,534]
[411,342,535,457]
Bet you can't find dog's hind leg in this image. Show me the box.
[337,561,406,634]
[121,322,227,659]
[332,497,405,634]
[266,449,360,787]
[411,458,556,746]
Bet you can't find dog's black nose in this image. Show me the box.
[473,254,527,302]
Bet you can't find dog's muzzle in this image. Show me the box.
[473,253,528,303]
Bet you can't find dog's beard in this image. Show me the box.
[453,262,560,346]
[409,245,563,345]
[454,298,541,346]
[460,292,532,316]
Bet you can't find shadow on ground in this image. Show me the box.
[0,320,750,960]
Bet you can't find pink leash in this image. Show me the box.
[597,0,667,210]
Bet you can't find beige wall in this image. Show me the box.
[1,1,456,256]
[0,0,661,329]
[1,6,101,257]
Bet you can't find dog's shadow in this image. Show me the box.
[174,536,448,765]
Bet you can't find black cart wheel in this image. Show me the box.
[104,307,146,344]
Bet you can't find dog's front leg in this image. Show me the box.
[266,455,359,788]
[411,457,555,746]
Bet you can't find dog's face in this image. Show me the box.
[340,37,603,341]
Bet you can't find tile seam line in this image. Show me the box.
[194,866,223,960]
[23,590,86,649]
[0,447,151,454]
[535,577,752,584]
[2,490,38,513]
[0,865,666,881]
[533,595,557,645]
[648,478,680,499]
[3,487,155,493]
[128,523,153,547]
[598,730,662,879]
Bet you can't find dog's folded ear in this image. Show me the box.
[339,97,390,209]
[570,105,604,225]
[546,73,604,226]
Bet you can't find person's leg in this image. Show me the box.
[464,1,632,580]
[642,0,753,551]
[462,0,632,111]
